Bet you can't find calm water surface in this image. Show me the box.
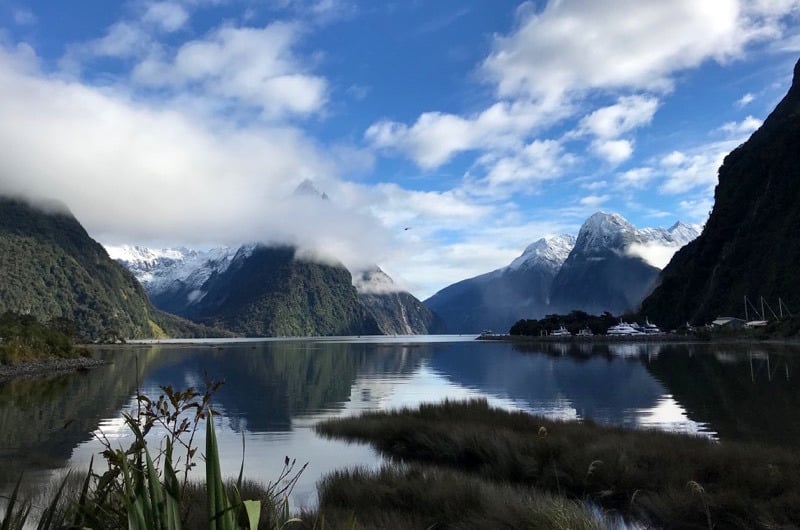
[1,337,798,507]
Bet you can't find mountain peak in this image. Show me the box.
[294,179,329,200]
[508,234,576,272]
[574,212,637,253]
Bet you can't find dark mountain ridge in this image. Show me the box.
[640,57,800,328]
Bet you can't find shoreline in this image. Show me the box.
[0,356,109,382]
[478,333,800,346]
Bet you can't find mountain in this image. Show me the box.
[114,244,382,337]
[424,235,576,333]
[107,245,247,316]
[425,214,700,333]
[170,245,382,337]
[549,213,699,316]
[354,268,445,334]
[0,196,220,340]
[112,245,441,335]
[640,57,800,328]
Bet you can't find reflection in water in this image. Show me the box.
[645,344,800,446]
[2,338,799,504]
[432,341,702,431]
[0,346,180,485]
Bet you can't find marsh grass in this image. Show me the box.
[296,464,621,529]
[316,399,800,529]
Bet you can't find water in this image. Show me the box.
[1,337,798,507]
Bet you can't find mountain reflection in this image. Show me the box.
[0,346,179,487]
[142,342,426,432]
[430,341,666,426]
[2,339,799,495]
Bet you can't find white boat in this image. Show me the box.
[550,326,572,337]
[606,321,643,336]
[641,318,662,334]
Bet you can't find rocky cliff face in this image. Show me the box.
[354,268,444,334]
[640,58,800,328]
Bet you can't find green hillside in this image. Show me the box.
[0,197,224,340]
[184,246,383,336]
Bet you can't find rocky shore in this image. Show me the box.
[0,356,109,381]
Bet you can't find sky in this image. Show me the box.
[0,0,799,299]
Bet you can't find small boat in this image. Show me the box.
[550,326,571,337]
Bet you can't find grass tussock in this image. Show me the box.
[316,399,800,529]
[300,464,613,530]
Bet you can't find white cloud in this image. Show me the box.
[659,141,741,194]
[578,96,660,139]
[719,115,763,134]
[626,242,684,269]
[67,22,154,63]
[482,0,791,102]
[143,2,190,32]
[581,180,608,191]
[364,184,491,232]
[678,197,715,223]
[591,138,633,164]
[132,22,327,118]
[469,139,573,197]
[736,92,756,106]
[617,167,655,189]
[365,99,566,169]
[0,45,389,272]
[579,194,610,207]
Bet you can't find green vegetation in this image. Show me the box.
[1,382,302,530]
[184,246,382,337]
[0,311,85,365]
[0,197,229,340]
[316,399,800,529]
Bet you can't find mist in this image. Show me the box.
[0,45,397,274]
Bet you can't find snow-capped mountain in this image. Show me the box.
[549,212,700,316]
[109,243,440,335]
[573,213,700,260]
[105,244,250,298]
[425,212,700,332]
[507,234,577,273]
[425,235,577,333]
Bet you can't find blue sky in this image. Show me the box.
[1,0,799,298]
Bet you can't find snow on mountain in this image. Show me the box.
[507,235,577,273]
[569,212,700,269]
[105,244,249,296]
